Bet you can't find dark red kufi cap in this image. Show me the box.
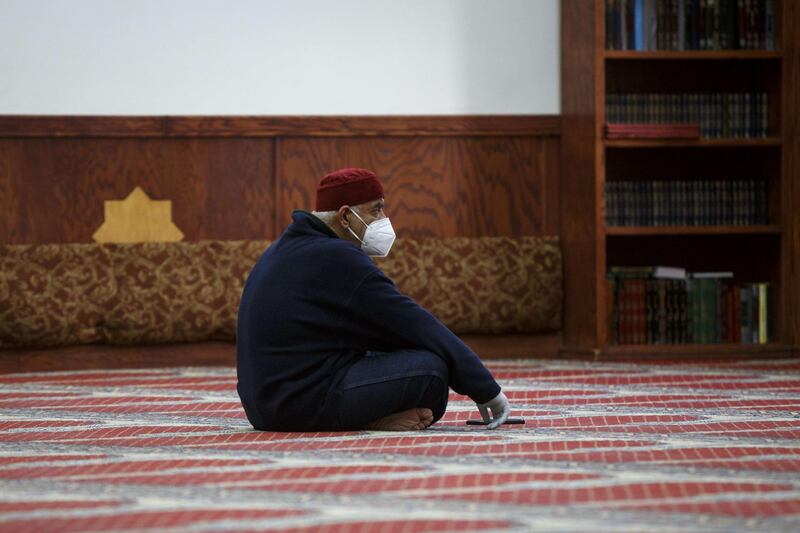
[315,168,384,211]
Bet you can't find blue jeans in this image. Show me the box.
[334,349,450,430]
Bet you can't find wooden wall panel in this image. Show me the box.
[0,140,21,242]
[0,116,560,138]
[276,136,559,238]
[0,116,559,243]
[0,138,275,243]
[455,137,561,237]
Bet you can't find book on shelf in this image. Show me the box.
[605,0,776,51]
[607,266,773,345]
[691,271,734,278]
[609,265,688,278]
[604,179,768,227]
[605,93,769,139]
[606,123,701,139]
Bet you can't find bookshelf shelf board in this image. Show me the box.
[604,50,783,61]
[605,225,783,236]
[602,343,794,358]
[605,138,782,148]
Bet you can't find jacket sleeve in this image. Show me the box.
[347,269,501,404]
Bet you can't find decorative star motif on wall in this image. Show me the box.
[92,187,184,243]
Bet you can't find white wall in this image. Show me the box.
[0,0,560,115]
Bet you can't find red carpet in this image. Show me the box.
[1,358,799,532]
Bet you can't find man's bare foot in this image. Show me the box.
[365,408,434,431]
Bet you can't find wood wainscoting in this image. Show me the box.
[0,115,563,370]
[0,115,561,243]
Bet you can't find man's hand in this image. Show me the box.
[477,391,510,429]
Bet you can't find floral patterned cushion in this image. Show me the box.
[0,237,561,348]
[103,241,268,345]
[378,236,561,334]
[0,244,115,348]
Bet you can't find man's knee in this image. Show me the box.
[410,350,449,388]
[409,350,449,421]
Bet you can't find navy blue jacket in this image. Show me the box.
[236,211,500,431]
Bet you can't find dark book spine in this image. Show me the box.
[764,0,774,50]
[681,279,689,343]
[732,283,741,343]
[639,279,648,344]
[687,279,696,343]
[646,279,654,343]
[740,283,750,343]
[619,278,629,344]
[752,283,759,343]
[767,282,774,342]
[628,0,637,49]
[737,0,746,49]
[717,280,724,342]
[607,276,618,344]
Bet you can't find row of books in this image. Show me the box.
[605,0,776,51]
[607,266,774,345]
[604,180,768,226]
[606,93,769,138]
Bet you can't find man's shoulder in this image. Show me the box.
[319,238,378,270]
[276,226,377,271]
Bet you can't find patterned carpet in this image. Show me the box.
[1,358,799,532]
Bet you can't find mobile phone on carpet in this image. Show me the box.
[466,418,525,426]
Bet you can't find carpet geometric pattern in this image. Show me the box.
[1,358,799,532]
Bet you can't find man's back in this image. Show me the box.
[236,211,382,431]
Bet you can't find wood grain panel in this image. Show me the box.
[167,116,560,137]
[277,136,461,238]
[559,0,603,354]
[449,137,558,237]
[0,140,21,242]
[276,136,559,238]
[0,115,560,243]
[0,116,165,137]
[0,115,560,138]
[0,138,275,243]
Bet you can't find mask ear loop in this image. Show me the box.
[345,208,366,244]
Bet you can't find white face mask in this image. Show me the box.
[346,209,396,258]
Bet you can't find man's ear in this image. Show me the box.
[337,205,351,228]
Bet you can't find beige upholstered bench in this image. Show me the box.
[0,237,562,365]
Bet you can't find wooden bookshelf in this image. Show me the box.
[605,50,783,60]
[606,225,783,236]
[560,0,799,360]
[605,138,782,148]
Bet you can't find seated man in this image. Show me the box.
[236,167,511,431]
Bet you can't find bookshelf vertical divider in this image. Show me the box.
[560,0,798,360]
